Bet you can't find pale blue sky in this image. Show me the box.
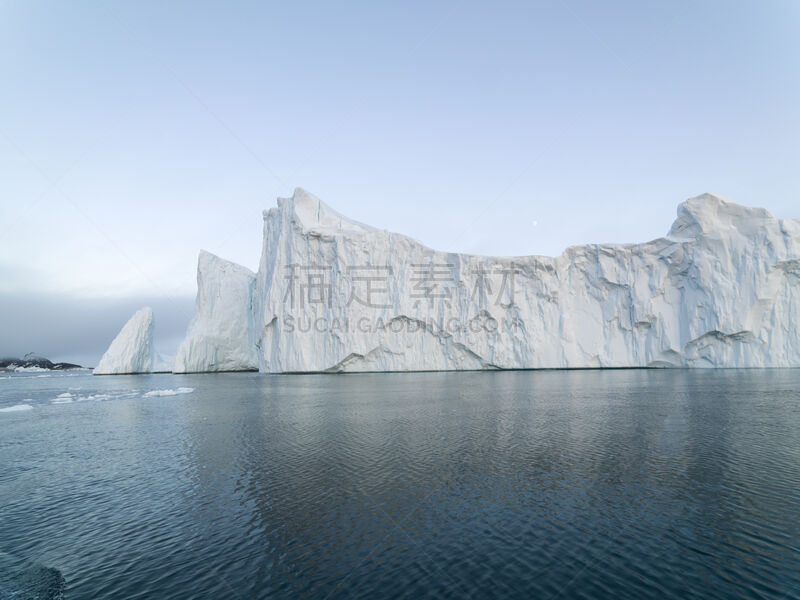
[1,0,798,364]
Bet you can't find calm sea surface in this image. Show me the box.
[1,369,799,599]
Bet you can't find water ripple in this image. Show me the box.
[0,370,799,598]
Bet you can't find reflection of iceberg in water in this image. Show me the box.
[0,551,66,599]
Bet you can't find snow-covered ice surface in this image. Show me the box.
[172,251,258,373]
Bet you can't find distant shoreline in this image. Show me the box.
[0,355,83,372]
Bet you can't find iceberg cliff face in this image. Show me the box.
[94,307,158,375]
[252,189,800,372]
[172,250,259,373]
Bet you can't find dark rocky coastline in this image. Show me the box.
[0,353,83,371]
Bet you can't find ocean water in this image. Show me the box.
[1,369,798,599]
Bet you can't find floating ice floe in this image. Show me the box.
[52,392,76,403]
[142,387,195,397]
[0,404,34,412]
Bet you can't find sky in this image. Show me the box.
[1,0,798,366]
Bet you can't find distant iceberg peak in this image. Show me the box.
[265,187,376,236]
[669,193,777,239]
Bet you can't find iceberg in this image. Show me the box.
[94,307,166,375]
[172,250,259,373]
[97,189,800,374]
[252,189,800,371]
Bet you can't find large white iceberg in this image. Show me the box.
[97,189,800,374]
[94,307,161,375]
[252,189,799,371]
[172,250,259,373]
